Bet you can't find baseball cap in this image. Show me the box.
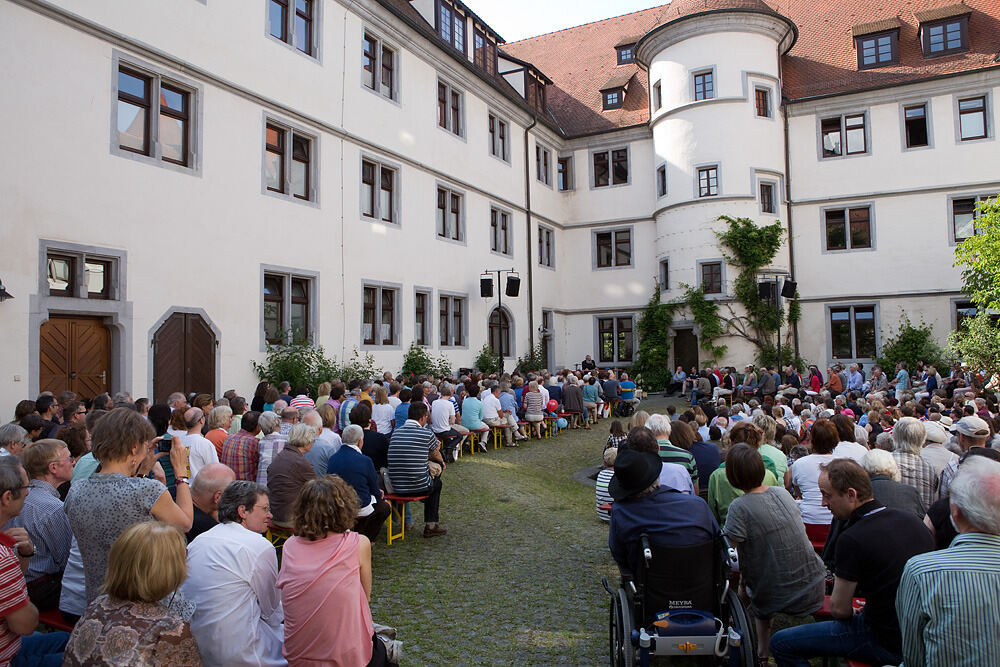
[951,415,990,438]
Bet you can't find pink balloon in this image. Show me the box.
[547,400,558,412]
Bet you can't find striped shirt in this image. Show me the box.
[897,532,1000,667]
[256,433,287,486]
[221,429,261,482]
[0,533,28,663]
[8,479,72,581]
[288,395,315,410]
[656,439,699,488]
[893,451,939,508]
[387,420,438,494]
[595,469,614,521]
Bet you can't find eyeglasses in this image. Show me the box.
[75,410,87,416]
[252,504,271,513]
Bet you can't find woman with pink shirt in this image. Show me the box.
[276,476,388,666]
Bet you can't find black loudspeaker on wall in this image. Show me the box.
[480,277,493,298]
[758,283,772,299]
[505,276,520,297]
[781,280,797,299]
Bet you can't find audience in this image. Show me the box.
[328,425,390,542]
[63,521,200,666]
[186,462,236,542]
[267,423,318,528]
[387,402,446,537]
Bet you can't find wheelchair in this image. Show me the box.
[603,534,756,666]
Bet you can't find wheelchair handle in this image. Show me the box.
[641,534,652,566]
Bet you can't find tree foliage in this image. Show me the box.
[949,312,1000,376]
[252,342,377,391]
[876,312,945,371]
[954,198,1000,310]
[632,282,676,390]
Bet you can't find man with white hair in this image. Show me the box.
[300,410,335,477]
[939,415,991,497]
[182,408,220,480]
[327,425,390,541]
[897,457,1000,666]
[860,449,925,517]
[891,417,938,508]
[918,420,958,479]
[645,414,698,493]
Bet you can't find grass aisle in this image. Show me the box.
[368,402,670,665]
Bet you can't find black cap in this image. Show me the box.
[609,449,661,502]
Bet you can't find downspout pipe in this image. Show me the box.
[524,113,538,354]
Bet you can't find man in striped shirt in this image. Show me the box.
[387,402,447,538]
[646,414,699,494]
[0,457,68,665]
[897,456,1000,667]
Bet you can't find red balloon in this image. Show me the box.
[547,400,558,412]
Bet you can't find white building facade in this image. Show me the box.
[1,0,997,406]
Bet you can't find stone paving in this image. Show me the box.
[367,398,677,665]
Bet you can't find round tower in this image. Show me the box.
[636,0,797,364]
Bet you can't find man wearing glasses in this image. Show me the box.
[8,440,75,611]
[62,402,88,426]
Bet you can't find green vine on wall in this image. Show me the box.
[683,285,728,360]
[633,281,678,390]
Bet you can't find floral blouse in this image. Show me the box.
[63,595,202,666]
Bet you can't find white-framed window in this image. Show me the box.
[439,294,466,347]
[414,289,432,346]
[903,103,930,148]
[490,207,512,257]
[592,146,630,188]
[759,181,776,214]
[538,225,555,268]
[958,96,988,141]
[557,156,573,191]
[821,112,868,157]
[829,304,878,361]
[656,164,667,198]
[436,186,464,242]
[362,32,396,100]
[823,205,873,251]
[362,283,400,347]
[659,259,670,291]
[360,157,397,224]
[45,248,121,301]
[267,0,317,57]
[594,228,632,269]
[652,81,662,111]
[437,80,464,137]
[488,113,509,161]
[693,70,714,101]
[436,0,467,53]
[698,165,719,197]
[264,118,316,203]
[536,143,552,186]
[596,315,635,363]
[951,194,996,243]
[113,56,199,171]
[263,271,315,345]
[699,260,723,294]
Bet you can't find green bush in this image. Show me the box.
[515,343,546,374]
[401,342,437,378]
[949,311,1000,375]
[876,313,945,371]
[475,343,501,375]
[251,340,337,392]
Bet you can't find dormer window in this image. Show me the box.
[856,31,899,69]
[616,44,635,65]
[600,72,633,111]
[436,0,466,54]
[526,74,546,113]
[915,5,971,57]
[603,88,624,110]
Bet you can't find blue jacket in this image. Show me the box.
[328,446,382,508]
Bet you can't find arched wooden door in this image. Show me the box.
[39,316,110,400]
[152,312,216,403]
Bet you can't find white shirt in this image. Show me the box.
[182,432,220,479]
[318,428,343,453]
[538,385,550,406]
[388,395,401,409]
[431,398,456,433]
[481,393,502,420]
[184,522,286,667]
[790,454,835,524]
[372,403,396,434]
[833,440,869,464]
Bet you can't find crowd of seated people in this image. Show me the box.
[4,365,639,664]
[602,359,1000,665]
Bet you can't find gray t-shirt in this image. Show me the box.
[724,486,826,618]
[65,473,165,603]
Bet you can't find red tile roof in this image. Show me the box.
[503,0,1000,136]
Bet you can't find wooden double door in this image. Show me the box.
[152,312,216,404]
[39,316,110,400]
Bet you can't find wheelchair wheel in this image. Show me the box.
[724,588,757,667]
[609,588,634,667]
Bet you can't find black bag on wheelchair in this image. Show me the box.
[614,401,634,418]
